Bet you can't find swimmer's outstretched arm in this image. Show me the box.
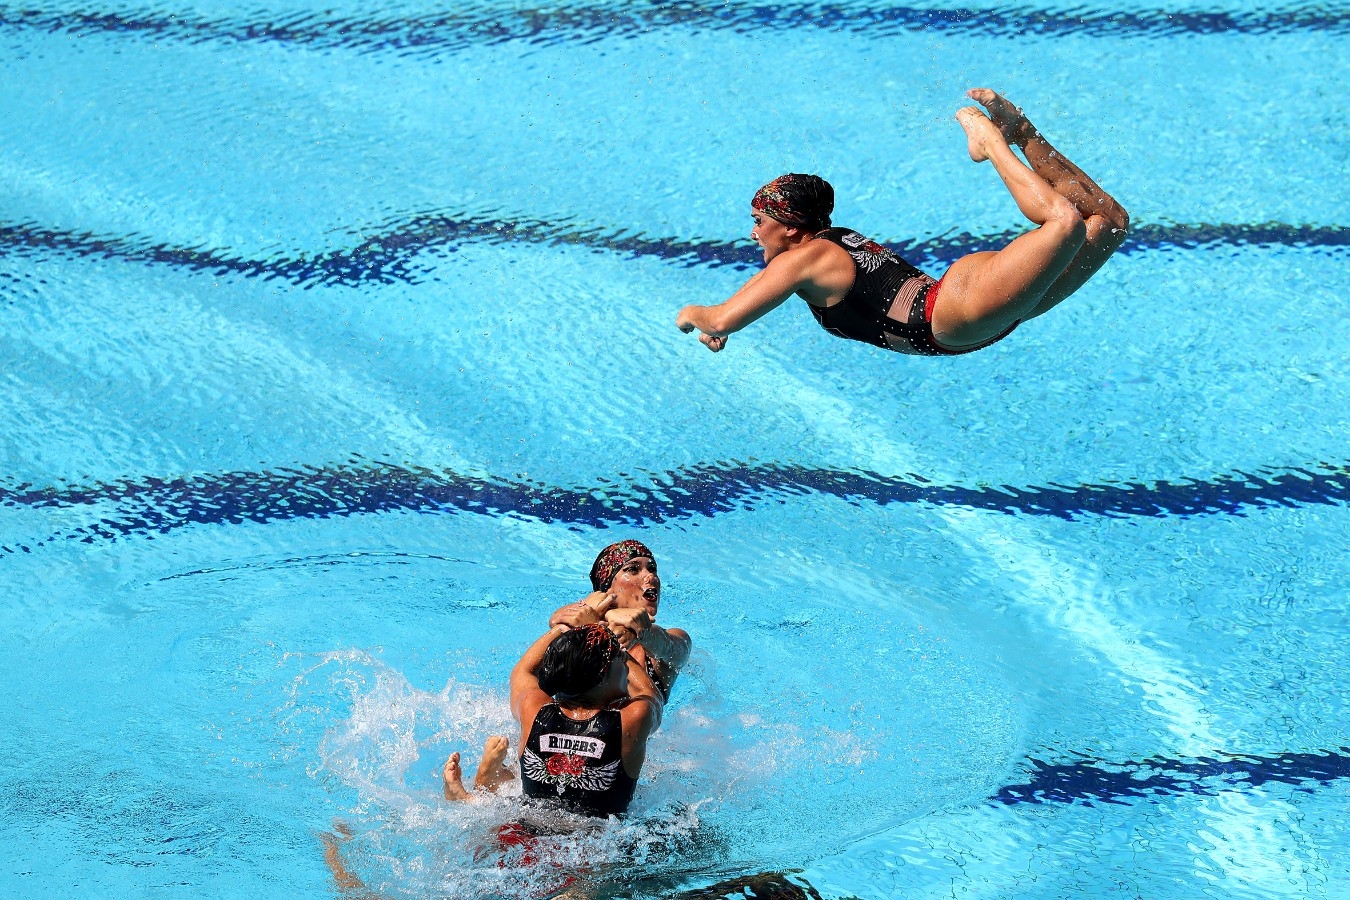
[676,252,810,352]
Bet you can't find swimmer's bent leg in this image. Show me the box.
[970,89,1129,318]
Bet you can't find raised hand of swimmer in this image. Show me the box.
[605,607,652,649]
[699,334,727,352]
[549,591,617,630]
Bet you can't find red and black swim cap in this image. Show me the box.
[589,539,655,591]
[751,174,834,231]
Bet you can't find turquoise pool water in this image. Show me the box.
[2,1,1348,897]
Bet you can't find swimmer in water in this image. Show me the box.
[323,624,663,897]
[675,89,1129,356]
[444,622,663,818]
[548,540,692,702]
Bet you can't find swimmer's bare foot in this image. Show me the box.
[474,735,515,793]
[955,106,1004,163]
[967,88,1038,147]
[443,751,471,802]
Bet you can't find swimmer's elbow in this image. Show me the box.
[633,695,664,729]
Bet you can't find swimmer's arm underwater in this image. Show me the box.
[604,607,691,699]
[604,605,688,661]
[638,623,691,672]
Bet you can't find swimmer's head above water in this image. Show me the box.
[751,173,834,232]
[537,623,626,700]
[589,539,661,618]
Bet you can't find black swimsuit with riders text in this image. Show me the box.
[520,704,638,818]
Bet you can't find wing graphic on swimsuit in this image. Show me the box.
[520,748,561,793]
[521,749,621,795]
[573,758,621,792]
[849,249,889,273]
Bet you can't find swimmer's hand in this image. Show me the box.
[550,591,617,629]
[677,306,728,352]
[605,607,652,649]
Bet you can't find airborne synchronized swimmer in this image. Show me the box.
[676,89,1129,357]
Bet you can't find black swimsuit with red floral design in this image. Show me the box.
[808,227,1015,356]
[520,704,637,818]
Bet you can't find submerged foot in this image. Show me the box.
[443,751,471,802]
[955,106,1004,163]
[474,735,515,793]
[967,88,1038,147]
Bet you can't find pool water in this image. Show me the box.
[2,0,1348,897]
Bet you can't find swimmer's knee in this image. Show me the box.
[1085,207,1128,251]
[1097,201,1129,237]
[1049,202,1087,248]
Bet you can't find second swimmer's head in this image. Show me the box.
[537,624,625,699]
[751,174,834,232]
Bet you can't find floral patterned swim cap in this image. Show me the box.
[751,174,834,230]
[589,539,656,591]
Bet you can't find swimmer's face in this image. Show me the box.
[751,209,794,263]
[610,556,660,618]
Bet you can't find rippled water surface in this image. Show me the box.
[2,0,1348,896]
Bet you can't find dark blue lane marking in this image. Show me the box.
[3,217,1348,289]
[668,748,1350,888]
[2,1,1348,57]
[994,747,1350,807]
[649,871,822,900]
[2,458,1347,552]
[0,220,424,288]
